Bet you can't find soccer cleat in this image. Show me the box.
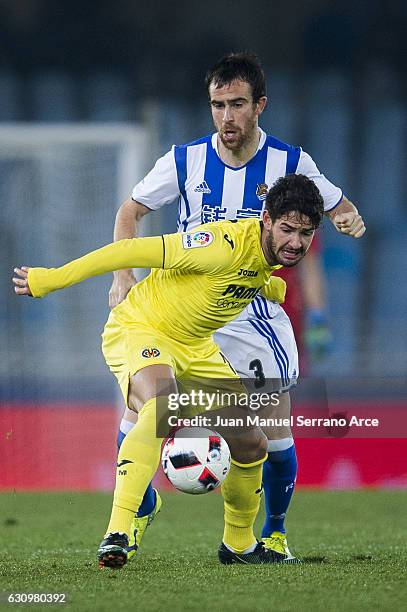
[218,540,292,565]
[126,489,162,560]
[97,532,129,569]
[262,531,301,563]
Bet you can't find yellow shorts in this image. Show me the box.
[101,312,240,407]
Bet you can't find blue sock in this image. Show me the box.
[117,429,156,517]
[261,443,297,537]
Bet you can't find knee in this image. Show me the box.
[228,428,268,465]
[127,382,145,413]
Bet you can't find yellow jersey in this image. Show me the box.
[28,218,285,341]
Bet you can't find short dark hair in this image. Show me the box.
[205,52,266,103]
[265,174,324,229]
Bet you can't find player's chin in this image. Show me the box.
[219,133,242,150]
[278,252,303,267]
[221,139,239,151]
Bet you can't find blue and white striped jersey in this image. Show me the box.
[132,128,343,233]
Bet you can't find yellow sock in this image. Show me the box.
[106,397,163,536]
[221,455,266,553]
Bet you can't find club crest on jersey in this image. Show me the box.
[194,181,211,194]
[141,348,160,358]
[256,183,268,201]
[182,231,214,249]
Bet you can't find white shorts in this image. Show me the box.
[214,295,299,393]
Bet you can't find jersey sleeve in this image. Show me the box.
[131,148,179,210]
[260,274,286,304]
[27,236,165,298]
[297,150,343,211]
[162,225,235,275]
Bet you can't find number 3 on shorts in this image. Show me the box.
[249,358,265,388]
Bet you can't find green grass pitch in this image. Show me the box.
[1,490,406,611]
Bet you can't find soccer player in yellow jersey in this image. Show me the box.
[13,174,324,567]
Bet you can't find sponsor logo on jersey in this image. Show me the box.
[141,347,161,358]
[216,298,240,309]
[256,183,268,201]
[194,180,212,194]
[182,231,214,249]
[238,268,258,277]
[221,284,262,300]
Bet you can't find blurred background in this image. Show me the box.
[1,0,406,491]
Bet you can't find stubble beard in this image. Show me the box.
[218,116,257,152]
[219,128,245,151]
[265,232,304,268]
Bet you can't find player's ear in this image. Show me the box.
[262,208,272,230]
[256,96,267,116]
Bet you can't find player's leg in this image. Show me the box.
[220,427,266,550]
[259,392,298,557]
[214,302,299,560]
[185,344,295,564]
[98,363,176,568]
[118,405,159,553]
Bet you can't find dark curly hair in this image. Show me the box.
[205,52,266,103]
[265,174,324,229]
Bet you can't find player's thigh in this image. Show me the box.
[179,339,241,404]
[128,364,177,413]
[213,307,299,393]
[102,315,177,411]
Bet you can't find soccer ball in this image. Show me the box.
[161,427,231,494]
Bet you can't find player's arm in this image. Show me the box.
[109,148,180,307]
[162,226,235,275]
[13,224,236,298]
[13,236,166,298]
[326,195,366,238]
[109,198,151,307]
[299,245,331,358]
[297,151,366,238]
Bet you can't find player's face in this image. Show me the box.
[262,210,315,267]
[209,80,266,151]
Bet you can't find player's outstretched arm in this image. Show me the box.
[327,196,366,238]
[12,267,32,296]
[108,199,151,308]
[12,235,165,299]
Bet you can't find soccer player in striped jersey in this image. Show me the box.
[109,52,366,560]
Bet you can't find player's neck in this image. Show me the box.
[217,128,261,168]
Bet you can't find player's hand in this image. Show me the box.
[109,270,137,308]
[304,309,332,362]
[332,211,366,238]
[12,267,33,296]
